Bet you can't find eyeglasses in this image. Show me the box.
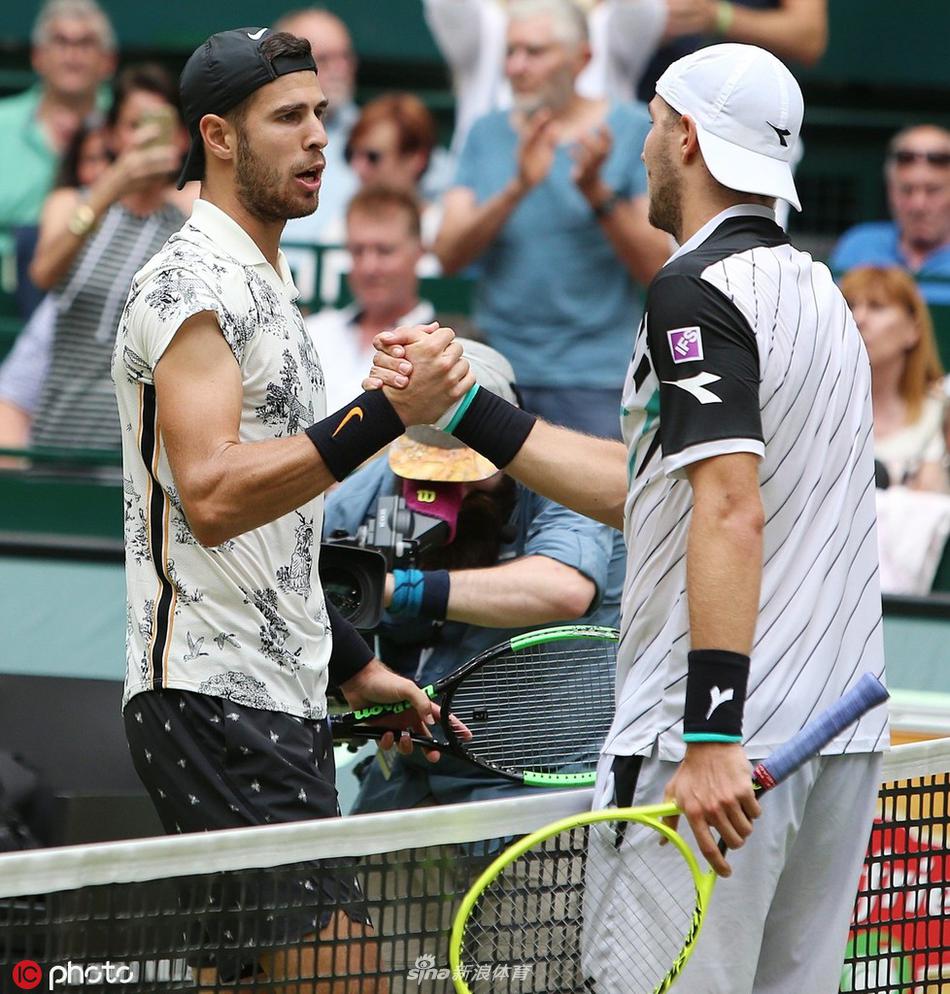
[888,149,950,167]
[345,147,384,166]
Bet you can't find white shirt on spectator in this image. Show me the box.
[423,0,666,156]
[306,299,435,412]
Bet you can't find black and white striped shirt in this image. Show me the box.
[607,205,887,761]
[32,202,185,453]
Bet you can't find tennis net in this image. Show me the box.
[0,740,947,993]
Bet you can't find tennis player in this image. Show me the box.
[112,27,473,992]
[370,44,888,993]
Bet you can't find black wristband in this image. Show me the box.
[306,391,405,481]
[326,601,374,685]
[448,387,537,469]
[682,649,750,743]
[419,569,450,620]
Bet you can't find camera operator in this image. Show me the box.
[323,342,623,813]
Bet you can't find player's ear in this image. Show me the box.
[200,113,237,166]
[680,114,701,163]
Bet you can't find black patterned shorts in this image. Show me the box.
[124,689,371,980]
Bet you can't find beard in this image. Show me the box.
[647,143,683,240]
[233,126,319,223]
[419,476,518,572]
[512,66,575,117]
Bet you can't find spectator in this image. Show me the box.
[831,126,950,306]
[424,0,667,157]
[639,0,828,102]
[323,340,623,812]
[436,0,670,437]
[278,7,360,246]
[0,0,116,247]
[345,94,443,245]
[0,118,112,452]
[306,186,435,411]
[841,266,948,492]
[23,64,195,457]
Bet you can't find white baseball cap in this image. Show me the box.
[655,43,803,212]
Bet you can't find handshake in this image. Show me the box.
[361,322,509,430]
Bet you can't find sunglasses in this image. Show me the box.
[345,147,383,166]
[889,149,950,167]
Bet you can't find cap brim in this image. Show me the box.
[695,124,801,213]
[388,435,499,483]
[176,136,204,190]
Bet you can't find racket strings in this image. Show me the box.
[458,818,700,994]
[447,639,616,775]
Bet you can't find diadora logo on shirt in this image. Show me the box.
[667,326,704,364]
[662,372,723,405]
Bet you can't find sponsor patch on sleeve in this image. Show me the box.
[667,326,703,364]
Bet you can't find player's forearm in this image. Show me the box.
[446,556,597,626]
[505,421,628,531]
[436,181,526,274]
[176,433,339,546]
[686,490,763,653]
[723,4,827,65]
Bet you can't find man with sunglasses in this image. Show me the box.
[831,124,950,305]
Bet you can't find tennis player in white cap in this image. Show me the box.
[371,43,887,994]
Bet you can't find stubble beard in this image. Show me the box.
[647,148,683,242]
[234,127,319,223]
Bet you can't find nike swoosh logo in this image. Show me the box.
[247,28,267,40]
[331,406,364,437]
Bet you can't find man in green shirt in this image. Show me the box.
[0,0,115,241]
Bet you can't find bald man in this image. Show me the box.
[831,124,950,304]
[277,7,360,244]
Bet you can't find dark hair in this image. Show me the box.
[106,63,180,128]
[345,93,437,178]
[346,184,423,239]
[226,32,314,132]
[55,114,109,188]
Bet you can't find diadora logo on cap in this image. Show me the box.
[247,28,268,40]
[767,122,791,147]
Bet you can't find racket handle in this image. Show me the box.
[752,673,888,791]
[350,684,436,722]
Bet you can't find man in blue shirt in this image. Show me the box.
[434,0,670,439]
[324,341,623,812]
[830,125,950,305]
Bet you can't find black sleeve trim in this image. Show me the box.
[646,272,763,464]
[327,601,374,684]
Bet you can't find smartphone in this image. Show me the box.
[138,106,176,148]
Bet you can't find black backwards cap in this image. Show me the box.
[176,27,317,189]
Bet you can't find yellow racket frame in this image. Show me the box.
[450,802,717,994]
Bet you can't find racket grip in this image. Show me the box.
[351,684,436,722]
[752,674,888,791]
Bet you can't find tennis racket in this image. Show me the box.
[450,672,889,994]
[330,624,618,787]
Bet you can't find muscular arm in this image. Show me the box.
[685,451,764,652]
[153,312,339,547]
[505,421,629,531]
[724,0,827,66]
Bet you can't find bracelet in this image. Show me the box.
[445,386,537,469]
[715,1,734,35]
[305,390,405,481]
[682,649,749,743]
[67,202,97,238]
[389,569,450,620]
